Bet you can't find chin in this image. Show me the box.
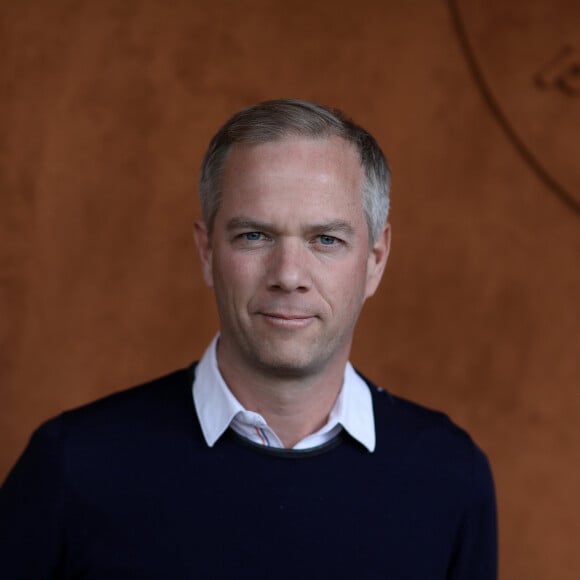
[250,346,325,379]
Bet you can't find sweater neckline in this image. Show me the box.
[225,427,346,458]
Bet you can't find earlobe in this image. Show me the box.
[365,223,391,298]
[193,221,214,288]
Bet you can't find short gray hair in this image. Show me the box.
[199,99,391,243]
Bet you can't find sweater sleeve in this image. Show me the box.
[447,445,498,580]
[0,417,65,579]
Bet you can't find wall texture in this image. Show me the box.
[1,1,579,578]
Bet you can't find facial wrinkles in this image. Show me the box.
[247,236,326,320]
[261,239,369,326]
[206,136,376,380]
[218,181,368,316]
[223,138,363,207]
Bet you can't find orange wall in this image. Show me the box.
[1,1,579,578]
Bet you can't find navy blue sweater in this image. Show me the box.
[0,365,497,579]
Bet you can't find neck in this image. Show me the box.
[216,345,347,448]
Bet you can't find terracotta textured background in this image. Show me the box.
[1,1,579,578]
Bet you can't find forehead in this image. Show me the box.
[219,136,364,212]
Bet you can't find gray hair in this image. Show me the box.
[199,99,391,243]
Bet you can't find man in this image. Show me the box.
[0,99,497,578]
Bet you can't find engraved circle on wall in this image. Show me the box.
[451,0,580,213]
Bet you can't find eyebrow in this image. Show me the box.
[225,217,356,237]
[305,220,355,237]
[226,217,273,232]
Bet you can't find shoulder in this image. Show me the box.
[360,378,497,576]
[363,375,494,495]
[8,364,199,493]
[30,364,196,453]
[61,364,194,427]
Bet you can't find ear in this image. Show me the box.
[193,220,214,288]
[364,223,391,299]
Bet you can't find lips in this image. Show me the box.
[261,312,314,320]
[257,311,317,328]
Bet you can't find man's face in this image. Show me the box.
[195,135,389,380]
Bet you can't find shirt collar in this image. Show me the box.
[192,334,375,452]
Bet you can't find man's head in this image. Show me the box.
[199,99,391,244]
[194,100,391,383]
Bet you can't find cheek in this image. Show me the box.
[213,253,260,298]
[317,260,368,306]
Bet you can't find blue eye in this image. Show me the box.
[319,235,337,245]
[243,232,263,241]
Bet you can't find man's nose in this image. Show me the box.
[267,239,311,292]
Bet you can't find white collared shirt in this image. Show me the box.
[192,335,376,452]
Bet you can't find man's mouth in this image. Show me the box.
[258,312,316,328]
